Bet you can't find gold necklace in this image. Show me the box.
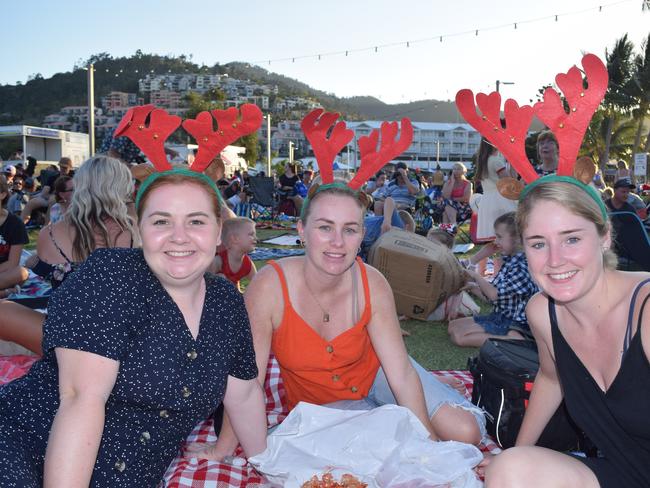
[303,274,330,323]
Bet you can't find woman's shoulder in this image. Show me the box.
[83,248,144,272]
[248,256,300,288]
[361,261,392,295]
[526,292,551,328]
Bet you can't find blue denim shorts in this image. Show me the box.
[474,311,519,335]
[322,357,486,440]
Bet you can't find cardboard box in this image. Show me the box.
[369,229,465,320]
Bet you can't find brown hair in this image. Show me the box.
[494,211,522,251]
[474,137,496,183]
[136,172,222,223]
[517,181,617,269]
[53,175,73,203]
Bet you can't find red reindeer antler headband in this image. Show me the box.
[455,53,608,193]
[301,108,414,190]
[114,103,263,209]
[115,103,263,173]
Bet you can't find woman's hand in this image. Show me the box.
[437,375,467,395]
[475,452,496,478]
[183,441,234,462]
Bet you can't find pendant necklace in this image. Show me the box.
[303,274,330,323]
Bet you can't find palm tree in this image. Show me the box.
[627,33,650,152]
[581,108,637,164]
[601,35,636,170]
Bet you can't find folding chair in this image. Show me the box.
[609,211,650,271]
[247,176,277,222]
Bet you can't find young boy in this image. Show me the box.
[212,217,257,291]
[447,212,538,348]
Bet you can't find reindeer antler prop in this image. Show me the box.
[300,108,414,192]
[301,109,354,184]
[114,104,182,171]
[533,54,608,177]
[183,104,263,173]
[456,53,609,202]
[348,119,413,190]
[455,91,537,184]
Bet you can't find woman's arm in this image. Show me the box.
[515,294,563,446]
[44,348,119,487]
[0,244,23,273]
[365,268,438,439]
[222,375,267,458]
[441,177,454,199]
[465,269,498,302]
[186,266,277,460]
[458,180,472,203]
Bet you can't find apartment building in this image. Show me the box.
[345,121,480,167]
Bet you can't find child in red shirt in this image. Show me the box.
[212,217,257,291]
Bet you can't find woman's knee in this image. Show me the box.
[485,448,533,487]
[448,326,464,346]
[432,404,482,445]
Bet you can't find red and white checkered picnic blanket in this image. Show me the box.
[0,355,498,487]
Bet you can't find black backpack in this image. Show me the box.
[468,338,586,450]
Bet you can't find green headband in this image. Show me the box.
[519,174,608,222]
[299,182,359,220]
[135,166,224,211]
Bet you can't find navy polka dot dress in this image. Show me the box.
[0,248,258,487]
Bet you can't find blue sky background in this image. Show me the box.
[2,0,649,105]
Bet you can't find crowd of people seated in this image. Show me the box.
[0,125,649,486]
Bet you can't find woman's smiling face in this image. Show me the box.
[298,193,364,276]
[139,182,221,290]
[522,199,609,304]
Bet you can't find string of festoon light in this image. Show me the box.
[251,0,641,66]
[90,0,646,79]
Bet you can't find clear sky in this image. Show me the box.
[2,0,649,106]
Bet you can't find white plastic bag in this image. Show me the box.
[249,402,483,488]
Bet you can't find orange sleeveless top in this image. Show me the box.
[269,258,381,411]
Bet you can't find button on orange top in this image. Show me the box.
[270,259,380,411]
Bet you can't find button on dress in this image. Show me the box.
[0,248,258,487]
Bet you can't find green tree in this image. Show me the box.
[184,88,226,120]
[627,33,650,151]
[235,132,259,167]
[581,108,636,163]
[601,35,636,169]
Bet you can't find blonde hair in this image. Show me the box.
[452,162,467,174]
[517,181,617,269]
[67,156,136,261]
[221,217,255,247]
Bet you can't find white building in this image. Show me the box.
[345,121,480,169]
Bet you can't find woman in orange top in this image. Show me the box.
[187,181,486,461]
